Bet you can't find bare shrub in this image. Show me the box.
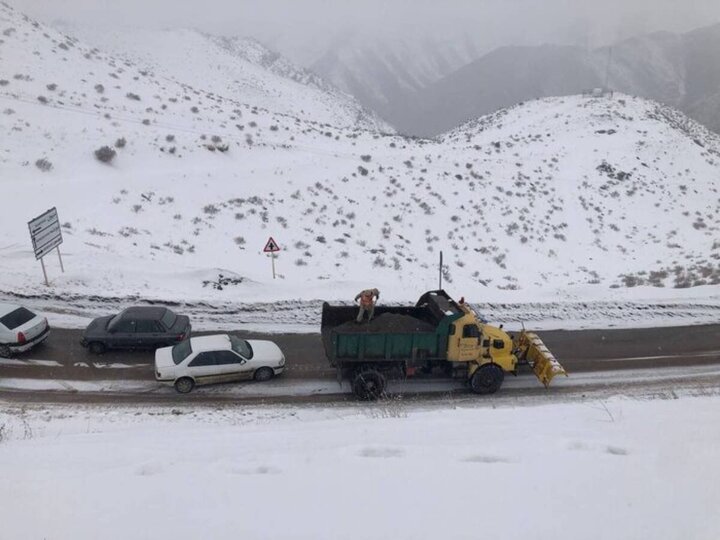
[94,146,116,163]
[126,92,140,100]
[35,158,52,172]
[115,137,126,148]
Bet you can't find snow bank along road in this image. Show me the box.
[1,324,719,405]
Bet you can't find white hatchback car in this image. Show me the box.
[0,303,50,357]
[155,334,286,393]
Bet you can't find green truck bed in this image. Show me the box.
[320,290,463,367]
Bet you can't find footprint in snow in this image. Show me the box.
[359,447,405,458]
[135,462,164,476]
[462,455,513,464]
[230,465,281,475]
[568,441,629,456]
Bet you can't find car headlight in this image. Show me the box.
[279,356,286,366]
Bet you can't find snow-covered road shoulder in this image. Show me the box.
[0,393,718,539]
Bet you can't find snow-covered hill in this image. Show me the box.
[2,2,720,313]
[52,22,390,132]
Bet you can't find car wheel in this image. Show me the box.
[89,342,106,355]
[174,377,195,394]
[254,367,275,382]
[0,344,12,358]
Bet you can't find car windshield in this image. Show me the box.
[161,309,177,330]
[0,307,36,330]
[172,339,192,365]
[230,336,253,359]
[107,310,126,331]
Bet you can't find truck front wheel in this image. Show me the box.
[352,369,386,401]
[470,364,504,395]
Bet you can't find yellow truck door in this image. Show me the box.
[447,322,481,362]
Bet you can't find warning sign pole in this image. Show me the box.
[40,257,49,286]
[263,236,280,280]
[57,246,65,273]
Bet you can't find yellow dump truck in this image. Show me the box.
[321,289,567,400]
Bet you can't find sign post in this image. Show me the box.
[28,207,64,286]
[263,236,280,279]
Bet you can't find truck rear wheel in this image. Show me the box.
[352,369,386,401]
[470,364,504,395]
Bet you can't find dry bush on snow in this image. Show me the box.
[35,158,52,172]
[94,145,116,163]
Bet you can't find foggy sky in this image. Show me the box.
[16,0,720,63]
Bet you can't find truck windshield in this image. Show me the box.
[172,339,192,364]
[230,336,253,359]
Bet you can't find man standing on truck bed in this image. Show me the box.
[355,288,380,323]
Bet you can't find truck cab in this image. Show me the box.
[446,304,517,374]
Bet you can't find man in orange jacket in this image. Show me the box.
[355,288,380,323]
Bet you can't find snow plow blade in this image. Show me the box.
[515,331,567,387]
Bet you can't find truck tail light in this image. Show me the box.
[177,334,185,341]
[17,332,26,345]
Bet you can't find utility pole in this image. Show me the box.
[438,250,443,290]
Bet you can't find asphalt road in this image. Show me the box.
[2,324,720,383]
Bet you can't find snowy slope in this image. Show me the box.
[53,22,390,132]
[2,3,720,312]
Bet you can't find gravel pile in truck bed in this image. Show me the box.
[334,313,435,333]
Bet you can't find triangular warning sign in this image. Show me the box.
[263,236,280,253]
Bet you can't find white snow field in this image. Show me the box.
[2,3,720,329]
[0,394,718,540]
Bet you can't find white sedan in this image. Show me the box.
[155,334,286,393]
[0,303,50,357]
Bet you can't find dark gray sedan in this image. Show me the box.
[80,307,191,354]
